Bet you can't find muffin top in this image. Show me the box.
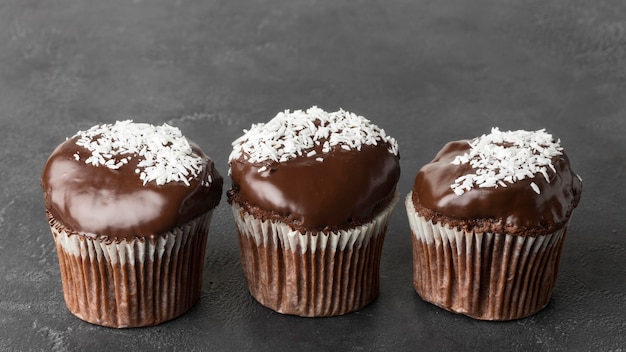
[42,120,223,240]
[228,106,400,232]
[412,128,582,236]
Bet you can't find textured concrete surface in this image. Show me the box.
[1,0,625,351]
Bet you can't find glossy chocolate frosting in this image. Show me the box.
[42,135,223,241]
[228,142,400,232]
[412,140,582,236]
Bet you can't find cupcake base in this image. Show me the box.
[48,211,213,328]
[406,193,568,320]
[231,192,399,317]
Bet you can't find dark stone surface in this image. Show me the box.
[1,0,625,350]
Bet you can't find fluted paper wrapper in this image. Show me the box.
[232,192,399,317]
[48,211,213,328]
[406,193,568,320]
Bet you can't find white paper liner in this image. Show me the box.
[232,192,399,317]
[405,192,568,320]
[48,211,213,328]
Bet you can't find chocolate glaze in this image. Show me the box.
[228,143,400,232]
[42,135,223,240]
[412,140,582,236]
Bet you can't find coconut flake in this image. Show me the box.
[73,120,204,186]
[450,127,563,195]
[530,182,541,194]
[229,107,398,172]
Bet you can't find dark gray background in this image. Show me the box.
[1,1,625,351]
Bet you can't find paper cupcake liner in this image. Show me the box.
[231,192,399,317]
[48,211,213,328]
[405,193,568,320]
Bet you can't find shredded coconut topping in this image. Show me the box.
[450,127,563,196]
[229,106,398,168]
[72,120,204,186]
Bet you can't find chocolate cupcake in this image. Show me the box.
[407,128,582,320]
[228,107,400,317]
[42,120,223,328]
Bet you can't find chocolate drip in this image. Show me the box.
[228,143,400,232]
[42,136,223,240]
[412,140,582,236]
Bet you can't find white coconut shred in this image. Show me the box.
[229,106,398,171]
[450,127,563,196]
[72,120,204,186]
